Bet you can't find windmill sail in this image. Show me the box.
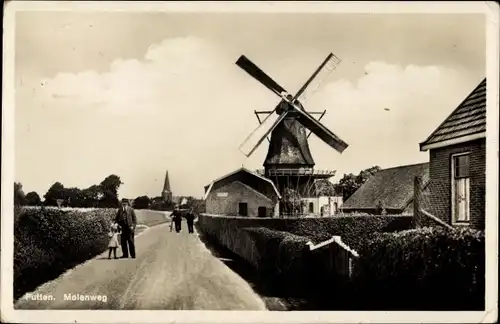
[295,54,341,104]
[293,106,348,153]
[239,110,289,157]
[236,55,288,97]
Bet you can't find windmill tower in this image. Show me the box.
[235,53,348,216]
[162,170,172,204]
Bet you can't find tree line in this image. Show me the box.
[15,175,124,208]
[14,174,205,212]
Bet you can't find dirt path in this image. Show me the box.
[14,222,267,310]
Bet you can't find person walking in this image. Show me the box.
[186,208,195,234]
[115,198,137,258]
[170,206,183,233]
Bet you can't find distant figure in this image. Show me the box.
[186,208,195,234]
[170,206,183,233]
[107,222,120,259]
[115,198,137,258]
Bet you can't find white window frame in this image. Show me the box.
[451,152,471,226]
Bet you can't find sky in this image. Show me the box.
[14,11,486,199]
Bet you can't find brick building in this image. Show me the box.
[341,163,429,215]
[203,167,281,217]
[419,78,486,229]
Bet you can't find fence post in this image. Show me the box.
[413,176,422,228]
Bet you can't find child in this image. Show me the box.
[108,222,120,259]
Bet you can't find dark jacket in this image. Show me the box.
[115,206,137,229]
[186,212,195,223]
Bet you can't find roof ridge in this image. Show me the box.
[379,162,429,172]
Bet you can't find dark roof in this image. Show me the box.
[341,162,429,211]
[203,167,281,200]
[420,78,486,150]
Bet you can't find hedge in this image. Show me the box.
[197,214,412,300]
[351,226,485,310]
[198,214,485,310]
[197,213,413,252]
[14,207,117,300]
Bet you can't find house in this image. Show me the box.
[419,78,486,229]
[203,167,281,217]
[301,179,343,216]
[340,163,429,215]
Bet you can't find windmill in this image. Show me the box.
[235,53,348,216]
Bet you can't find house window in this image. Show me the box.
[238,202,248,216]
[334,202,338,214]
[258,206,267,218]
[452,153,470,224]
[309,202,314,213]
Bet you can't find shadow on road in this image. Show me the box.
[194,223,316,311]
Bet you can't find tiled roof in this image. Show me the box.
[420,78,486,150]
[341,163,429,211]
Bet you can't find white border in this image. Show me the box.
[2,1,499,324]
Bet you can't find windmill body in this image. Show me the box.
[236,54,348,216]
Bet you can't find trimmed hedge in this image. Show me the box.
[198,214,485,310]
[14,207,116,300]
[351,226,485,310]
[197,214,413,252]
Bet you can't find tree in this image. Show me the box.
[281,188,305,216]
[334,166,381,201]
[82,185,104,207]
[43,182,65,206]
[334,173,359,201]
[133,196,150,210]
[356,166,382,184]
[99,175,123,208]
[14,182,27,206]
[25,191,42,206]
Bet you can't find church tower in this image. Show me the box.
[162,170,172,203]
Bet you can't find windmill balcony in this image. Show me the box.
[255,168,336,177]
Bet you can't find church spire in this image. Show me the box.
[162,170,172,203]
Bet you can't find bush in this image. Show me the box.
[351,226,485,310]
[14,207,116,300]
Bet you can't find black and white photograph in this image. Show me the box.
[1,1,499,323]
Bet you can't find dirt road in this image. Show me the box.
[14,222,267,310]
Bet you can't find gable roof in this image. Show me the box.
[420,78,486,151]
[341,162,429,211]
[203,167,281,200]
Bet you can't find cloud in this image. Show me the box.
[22,36,479,197]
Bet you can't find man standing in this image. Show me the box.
[115,198,137,258]
[186,208,195,234]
